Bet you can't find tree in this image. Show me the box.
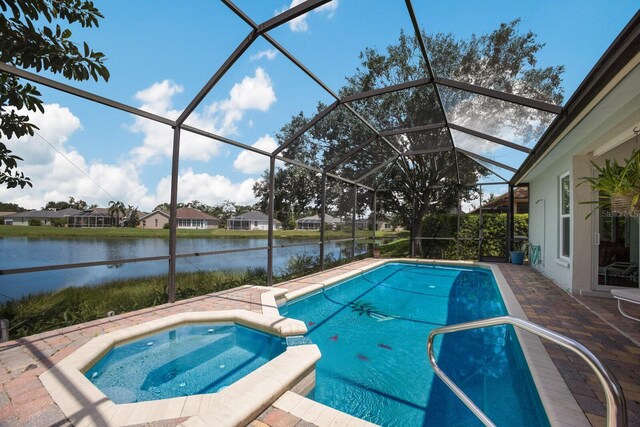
[152,202,172,212]
[108,200,125,227]
[42,196,90,210]
[256,20,563,255]
[185,200,208,212]
[0,0,109,189]
[68,196,89,210]
[44,200,70,210]
[0,201,26,211]
[123,205,139,228]
[253,160,321,226]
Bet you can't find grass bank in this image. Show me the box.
[379,238,410,257]
[0,252,374,339]
[0,225,404,240]
[0,270,262,339]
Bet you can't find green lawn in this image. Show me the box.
[0,225,403,240]
[379,238,410,257]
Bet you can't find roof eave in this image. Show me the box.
[511,10,640,185]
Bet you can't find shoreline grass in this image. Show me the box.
[379,238,410,257]
[0,225,407,240]
[0,252,378,339]
[0,269,265,339]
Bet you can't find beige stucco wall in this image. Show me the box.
[528,155,573,290]
[572,154,595,293]
[141,212,169,229]
[524,60,640,294]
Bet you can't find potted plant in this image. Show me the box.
[372,242,381,258]
[579,150,640,217]
[509,241,529,265]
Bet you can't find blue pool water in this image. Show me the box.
[86,324,286,403]
[282,262,550,427]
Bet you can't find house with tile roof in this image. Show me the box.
[513,18,640,295]
[139,207,219,229]
[296,214,342,230]
[3,208,82,226]
[227,211,281,230]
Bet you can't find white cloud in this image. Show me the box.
[128,80,223,165]
[211,68,276,135]
[278,0,339,32]
[155,168,257,206]
[0,104,156,210]
[1,68,277,211]
[250,49,278,61]
[5,104,82,166]
[316,1,338,16]
[129,70,276,164]
[450,129,496,153]
[134,80,184,115]
[233,135,278,174]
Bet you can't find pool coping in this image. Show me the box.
[272,258,589,427]
[39,310,321,427]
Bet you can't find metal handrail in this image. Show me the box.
[426,315,627,427]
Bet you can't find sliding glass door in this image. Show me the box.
[594,205,639,291]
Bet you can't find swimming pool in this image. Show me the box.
[86,323,286,403]
[282,262,550,426]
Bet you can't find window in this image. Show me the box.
[154,219,158,227]
[559,172,571,259]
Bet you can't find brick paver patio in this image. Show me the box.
[499,264,640,427]
[0,260,638,426]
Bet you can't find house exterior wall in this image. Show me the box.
[4,215,65,226]
[227,217,278,230]
[176,219,219,229]
[525,57,640,294]
[141,212,169,229]
[250,220,269,231]
[529,122,640,294]
[528,152,574,291]
[572,153,594,294]
[5,216,29,226]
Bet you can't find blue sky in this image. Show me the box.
[1,0,637,211]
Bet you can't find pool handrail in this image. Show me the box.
[426,315,627,427]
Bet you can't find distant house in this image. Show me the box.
[4,208,81,226]
[355,218,394,231]
[227,211,281,230]
[68,208,113,228]
[139,211,169,230]
[139,207,219,230]
[469,187,529,214]
[0,212,16,224]
[296,214,342,230]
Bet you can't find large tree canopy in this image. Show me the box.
[254,20,564,251]
[0,0,109,189]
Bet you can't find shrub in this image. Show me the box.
[50,218,67,227]
[419,213,528,260]
[0,246,378,339]
[285,252,318,276]
[28,219,42,226]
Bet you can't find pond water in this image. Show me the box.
[0,237,368,302]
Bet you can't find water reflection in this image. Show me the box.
[424,270,549,427]
[0,237,368,301]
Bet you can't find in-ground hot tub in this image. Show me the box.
[39,309,320,426]
[86,323,287,404]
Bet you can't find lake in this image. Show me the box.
[0,237,369,302]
